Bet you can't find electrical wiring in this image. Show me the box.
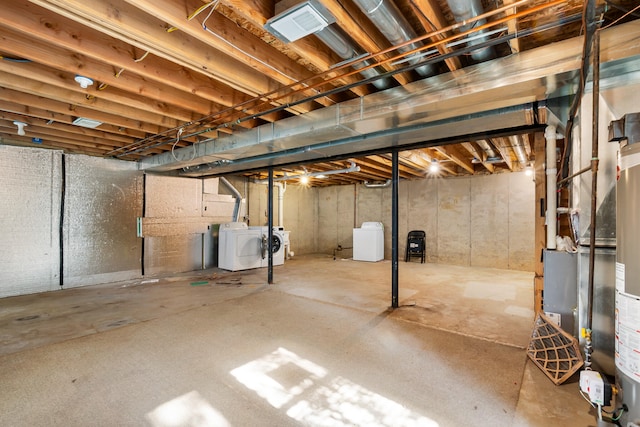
[165,1,218,33]
[579,389,597,408]
[201,4,298,84]
[197,0,326,103]
[171,128,196,162]
[601,3,640,30]
[107,0,571,157]
[187,0,219,21]
[605,0,640,17]
[134,51,150,63]
[612,407,625,421]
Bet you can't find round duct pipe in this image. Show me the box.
[446,0,496,62]
[363,179,392,188]
[315,26,391,90]
[352,0,435,77]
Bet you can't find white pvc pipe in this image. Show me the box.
[545,125,557,249]
[274,182,285,228]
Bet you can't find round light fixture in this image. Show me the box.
[524,164,534,176]
[300,176,310,185]
[429,159,440,173]
[74,75,94,89]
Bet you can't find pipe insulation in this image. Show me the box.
[352,0,435,77]
[545,125,557,249]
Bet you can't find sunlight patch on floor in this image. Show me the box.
[231,347,439,427]
[146,390,230,427]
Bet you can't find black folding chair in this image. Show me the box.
[405,230,426,263]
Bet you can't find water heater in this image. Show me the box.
[610,112,640,425]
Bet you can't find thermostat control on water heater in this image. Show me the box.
[579,370,612,407]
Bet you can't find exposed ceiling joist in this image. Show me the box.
[0,0,637,185]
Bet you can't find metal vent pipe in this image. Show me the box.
[363,179,392,188]
[352,0,435,77]
[509,135,528,168]
[447,0,496,62]
[315,26,391,89]
[477,139,497,158]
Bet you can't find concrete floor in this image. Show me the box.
[0,255,598,426]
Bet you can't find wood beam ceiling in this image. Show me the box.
[0,0,614,184]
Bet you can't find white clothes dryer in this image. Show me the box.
[218,222,262,271]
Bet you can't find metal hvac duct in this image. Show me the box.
[509,134,528,168]
[315,26,391,90]
[447,0,496,62]
[265,1,391,89]
[352,0,435,77]
[476,139,497,158]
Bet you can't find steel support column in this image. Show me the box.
[268,167,274,284]
[391,150,399,308]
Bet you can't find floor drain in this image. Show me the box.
[16,315,40,321]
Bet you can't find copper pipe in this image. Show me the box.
[123,0,566,154]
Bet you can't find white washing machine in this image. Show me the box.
[250,226,285,266]
[353,221,384,262]
[218,222,262,271]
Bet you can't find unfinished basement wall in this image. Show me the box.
[246,181,319,255]
[407,173,534,270]
[63,155,142,287]
[311,172,534,271]
[0,146,62,297]
[0,146,143,297]
[318,185,355,254]
[143,175,237,274]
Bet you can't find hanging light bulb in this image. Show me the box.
[429,159,440,173]
[524,163,534,176]
[13,121,27,136]
[300,175,310,185]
